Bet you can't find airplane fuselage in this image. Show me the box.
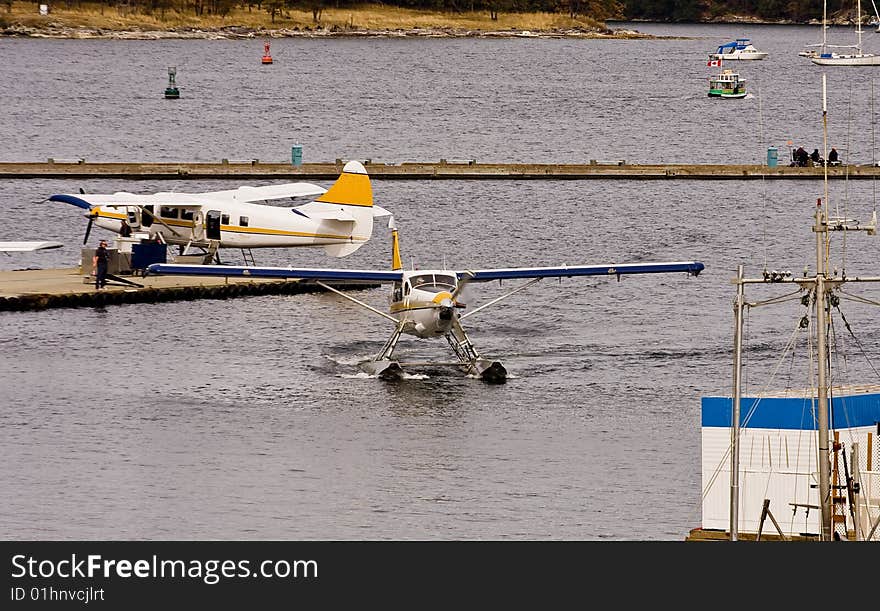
[91,202,368,249]
[390,270,461,338]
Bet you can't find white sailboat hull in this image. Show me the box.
[811,53,880,65]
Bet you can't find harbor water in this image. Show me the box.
[2,22,880,540]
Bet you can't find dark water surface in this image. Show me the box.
[2,23,880,540]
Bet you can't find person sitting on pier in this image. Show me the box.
[810,149,822,166]
[795,147,809,167]
[828,147,840,166]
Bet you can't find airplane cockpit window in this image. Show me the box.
[221,214,230,225]
[392,281,403,302]
[410,273,456,293]
[434,274,456,290]
[160,206,179,219]
[239,216,249,227]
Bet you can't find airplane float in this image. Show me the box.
[49,160,389,263]
[147,221,705,383]
[0,241,63,253]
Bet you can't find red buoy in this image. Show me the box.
[262,41,273,65]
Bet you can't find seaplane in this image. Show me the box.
[49,160,389,263]
[146,221,705,382]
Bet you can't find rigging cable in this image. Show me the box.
[756,74,768,273]
[872,78,878,220]
[840,80,854,273]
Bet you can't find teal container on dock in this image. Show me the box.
[291,145,303,166]
[767,146,778,167]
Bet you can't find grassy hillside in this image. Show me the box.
[0,1,621,36]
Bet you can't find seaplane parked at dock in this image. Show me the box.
[49,160,389,263]
[147,221,705,382]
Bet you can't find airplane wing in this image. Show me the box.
[50,182,328,210]
[146,264,403,284]
[0,241,63,252]
[455,261,705,282]
[199,183,327,204]
[49,192,204,209]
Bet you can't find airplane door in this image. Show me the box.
[206,210,221,240]
[127,209,141,230]
[142,205,154,228]
[193,211,205,241]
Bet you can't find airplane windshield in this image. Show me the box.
[410,273,456,293]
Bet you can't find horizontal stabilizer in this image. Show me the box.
[294,202,356,222]
[324,242,364,257]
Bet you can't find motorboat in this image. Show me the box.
[708,69,747,99]
[709,38,768,60]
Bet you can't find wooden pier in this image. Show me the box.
[0,267,376,312]
[1,160,879,180]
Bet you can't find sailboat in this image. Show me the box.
[810,0,880,65]
[871,0,880,32]
[688,75,880,542]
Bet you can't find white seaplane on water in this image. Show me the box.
[146,220,705,382]
[49,160,389,263]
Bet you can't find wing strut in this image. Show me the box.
[459,277,543,321]
[314,281,398,323]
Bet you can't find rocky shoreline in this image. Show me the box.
[0,23,649,40]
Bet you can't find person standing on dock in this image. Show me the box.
[93,240,109,289]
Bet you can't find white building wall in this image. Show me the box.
[702,426,876,536]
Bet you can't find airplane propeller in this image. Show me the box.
[451,271,475,305]
[83,213,95,245]
[79,188,95,245]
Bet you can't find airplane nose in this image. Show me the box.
[438,297,454,321]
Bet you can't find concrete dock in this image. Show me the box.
[0,267,375,312]
[1,160,878,180]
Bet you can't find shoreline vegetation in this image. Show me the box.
[0,1,643,39]
[0,1,841,40]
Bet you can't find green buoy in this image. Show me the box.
[164,66,180,99]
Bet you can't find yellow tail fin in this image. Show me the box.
[315,160,372,207]
[391,227,402,271]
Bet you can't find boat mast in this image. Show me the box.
[729,265,745,541]
[823,0,828,52]
[816,74,832,540]
[857,0,864,54]
[815,201,833,541]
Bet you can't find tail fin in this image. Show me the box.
[317,160,375,257]
[390,218,402,271]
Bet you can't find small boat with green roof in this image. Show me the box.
[708,69,746,99]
